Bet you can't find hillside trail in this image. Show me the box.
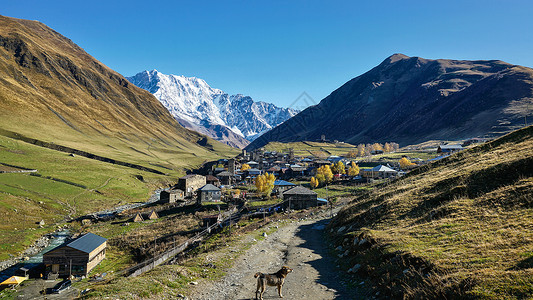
[189,209,371,300]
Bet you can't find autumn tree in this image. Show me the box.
[255,172,276,196]
[391,142,400,152]
[347,161,360,176]
[346,149,358,158]
[357,144,366,157]
[241,163,251,171]
[316,165,333,185]
[399,157,416,169]
[310,177,319,189]
[384,142,392,153]
[332,161,345,175]
[372,143,383,152]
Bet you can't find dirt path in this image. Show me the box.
[190,213,370,300]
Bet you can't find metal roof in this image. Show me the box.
[199,184,221,191]
[274,180,296,186]
[370,165,397,172]
[67,233,106,254]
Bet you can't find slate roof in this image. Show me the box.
[180,174,203,179]
[283,186,317,195]
[274,180,296,187]
[67,233,106,254]
[199,184,221,192]
[217,171,233,177]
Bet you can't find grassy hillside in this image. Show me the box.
[328,126,533,299]
[0,15,238,260]
[263,141,357,157]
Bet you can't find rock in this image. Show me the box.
[348,264,361,273]
[353,238,359,245]
[335,246,343,251]
[403,269,409,274]
[189,281,198,285]
[39,201,44,204]
[358,238,367,246]
[262,232,268,237]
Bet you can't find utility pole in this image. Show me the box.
[327,184,331,218]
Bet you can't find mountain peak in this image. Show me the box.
[386,53,410,63]
[126,70,299,148]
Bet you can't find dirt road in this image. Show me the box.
[190,213,370,300]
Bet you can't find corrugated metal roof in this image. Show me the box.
[274,180,296,186]
[67,233,106,254]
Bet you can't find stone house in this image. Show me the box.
[198,184,222,204]
[177,174,206,197]
[160,188,184,203]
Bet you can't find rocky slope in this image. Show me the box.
[127,70,299,148]
[246,54,533,150]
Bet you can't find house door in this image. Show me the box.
[52,264,59,273]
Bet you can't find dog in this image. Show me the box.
[254,266,293,300]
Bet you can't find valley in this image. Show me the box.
[0,8,531,300]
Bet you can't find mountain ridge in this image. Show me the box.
[0,15,237,172]
[127,70,299,148]
[246,54,533,150]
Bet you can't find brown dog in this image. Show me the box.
[254,266,293,300]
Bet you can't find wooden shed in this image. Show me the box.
[43,233,107,277]
[132,213,144,222]
[144,210,159,220]
[282,186,319,210]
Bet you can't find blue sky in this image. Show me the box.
[3,0,533,108]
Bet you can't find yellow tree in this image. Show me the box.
[399,157,415,169]
[310,177,319,189]
[255,174,265,193]
[357,144,366,157]
[384,142,392,153]
[316,165,333,185]
[241,163,251,171]
[332,161,345,175]
[373,143,383,151]
[348,162,360,176]
[264,173,276,196]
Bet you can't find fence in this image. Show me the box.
[119,199,298,277]
[121,217,224,277]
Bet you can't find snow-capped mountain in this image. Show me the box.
[127,70,298,148]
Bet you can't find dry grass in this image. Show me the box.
[328,126,533,299]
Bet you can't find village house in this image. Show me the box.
[282,186,321,210]
[246,161,260,169]
[198,184,222,204]
[177,174,206,197]
[159,188,184,203]
[206,174,221,187]
[361,165,398,179]
[216,171,234,186]
[437,144,464,154]
[273,180,296,197]
[246,168,262,177]
[43,233,107,278]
